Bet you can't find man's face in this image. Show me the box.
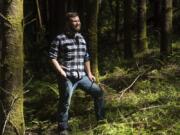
[69,16,81,32]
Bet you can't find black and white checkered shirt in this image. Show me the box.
[49,32,90,79]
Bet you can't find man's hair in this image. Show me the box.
[65,12,79,22]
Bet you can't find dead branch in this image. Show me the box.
[0,76,32,135]
[1,95,19,135]
[35,0,43,29]
[0,12,12,26]
[0,100,6,116]
[118,74,142,98]
[23,76,33,90]
[118,67,152,99]
[9,120,20,135]
[139,105,168,111]
[24,18,36,27]
[0,87,13,97]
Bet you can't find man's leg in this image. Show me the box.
[78,76,105,120]
[57,77,75,131]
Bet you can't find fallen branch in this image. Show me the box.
[118,74,142,98]
[124,104,169,118]
[118,67,152,99]
[139,105,168,111]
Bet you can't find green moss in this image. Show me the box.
[1,0,25,134]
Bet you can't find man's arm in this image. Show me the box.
[84,60,96,81]
[51,59,67,78]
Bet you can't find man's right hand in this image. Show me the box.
[51,59,67,78]
[59,70,67,78]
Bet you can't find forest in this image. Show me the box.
[0,0,179,135]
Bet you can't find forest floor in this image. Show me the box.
[25,47,180,135]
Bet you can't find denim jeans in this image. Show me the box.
[57,75,105,130]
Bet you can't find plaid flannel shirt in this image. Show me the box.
[49,32,90,79]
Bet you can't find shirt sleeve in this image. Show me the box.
[84,52,90,62]
[49,37,60,59]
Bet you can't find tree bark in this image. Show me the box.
[0,0,3,85]
[86,0,99,82]
[137,0,148,52]
[160,0,172,56]
[0,0,25,134]
[124,0,133,59]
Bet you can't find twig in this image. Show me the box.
[124,104,171,118]
[118,67,152,99]
[35,0,43,29]
[9,120,20,135]
[0,90,29,135]
[24,12,33,20]
[23,76,33,90]
[139,105,168,111]
[0,100,6,116]
[0,12,8,22]
[0,87,14,97]
[0,77,32,134]
[1,95,19,135]
[0,12,11,26]
[118,74,142,98]
[24,18,36,27]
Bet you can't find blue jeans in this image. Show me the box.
[57,76,105,130]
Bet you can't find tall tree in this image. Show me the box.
[124,0,133,59]
[86,0,99,81]
[0,0,25,134]
[115,0,120,42]
[48,0,66,40]
[153,0,161,29]
[0,0,2,87]
[137,0,148,52]
[160,0,172,56]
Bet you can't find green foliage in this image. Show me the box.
[25,48,180,135]
[93,122,140,135]
[24,80,59,123]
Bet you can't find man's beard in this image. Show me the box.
[72,25,81,32]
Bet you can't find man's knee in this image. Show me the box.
[92,84,104,97]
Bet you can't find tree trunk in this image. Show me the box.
[124,0,133,59]
[160,0,172,56]
[86,0,99,81]
[48,0,66,40]
[115,0,120,43]
[153,0,161,29]
[0,0,3,85]
[137,0,148,52]
[0,0,25,134]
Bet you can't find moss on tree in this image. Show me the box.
[0,0,25,134]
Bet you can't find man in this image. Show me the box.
[49,12,105,135]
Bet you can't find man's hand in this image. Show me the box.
[59,70,67,78]
[51,59,67,78]
[88,73,96,82]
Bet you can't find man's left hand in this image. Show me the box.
[88,73,96,82]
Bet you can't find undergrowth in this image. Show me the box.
[25,48,180,135]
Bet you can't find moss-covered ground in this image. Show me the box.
[25,47,180,135]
